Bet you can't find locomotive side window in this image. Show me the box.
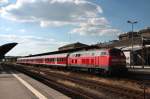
[75,59,77,63]
[76,54,81,57]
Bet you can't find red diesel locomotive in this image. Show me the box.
[17,48,127,74]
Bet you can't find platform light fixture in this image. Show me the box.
[127,20,138,68]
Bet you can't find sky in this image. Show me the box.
[0,0,149,56]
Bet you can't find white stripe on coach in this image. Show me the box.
[12,74,47,99]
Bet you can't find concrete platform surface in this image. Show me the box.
[0,65,70,99]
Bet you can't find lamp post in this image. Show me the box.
[127,20,138,68]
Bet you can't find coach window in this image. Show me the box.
[50,58,53,62]
[49,58,52,62]
[45,58,48,62]
[60,58,62,62]
[64,58,66,61]
[53,58,56,62]
[59,58,62,62]
[62,58,64,61]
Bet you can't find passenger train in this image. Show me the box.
[17,48,127,75]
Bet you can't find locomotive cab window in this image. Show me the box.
[101,52,108,56]
[109,49,123,56]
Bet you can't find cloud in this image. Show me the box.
[5,27,11,31]
[0,27,26,33]
[0,0,8,4]
[0,34,68,56]
[19,29,26,33]
[0,0,8,11]
[1,0,120,36]
[70,17,120,36]
[1,0,101,24]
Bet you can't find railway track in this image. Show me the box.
[4,63,150,99]
[35,68,146,99]
[4,64,102,99]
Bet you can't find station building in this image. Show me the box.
[58,42,89,51]
[96,27,150,66]
[4,56,18,63]
[119,27,150,66]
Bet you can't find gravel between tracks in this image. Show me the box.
[4,63,150,99]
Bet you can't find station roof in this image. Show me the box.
[0,43,18,59]
[26,45,101,57]
[58,42,89,51]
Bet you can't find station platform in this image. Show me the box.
[127,65,150,74]
[0,65,70,99]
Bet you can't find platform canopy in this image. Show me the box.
[142,37,150,45]
[0,43,17,59]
